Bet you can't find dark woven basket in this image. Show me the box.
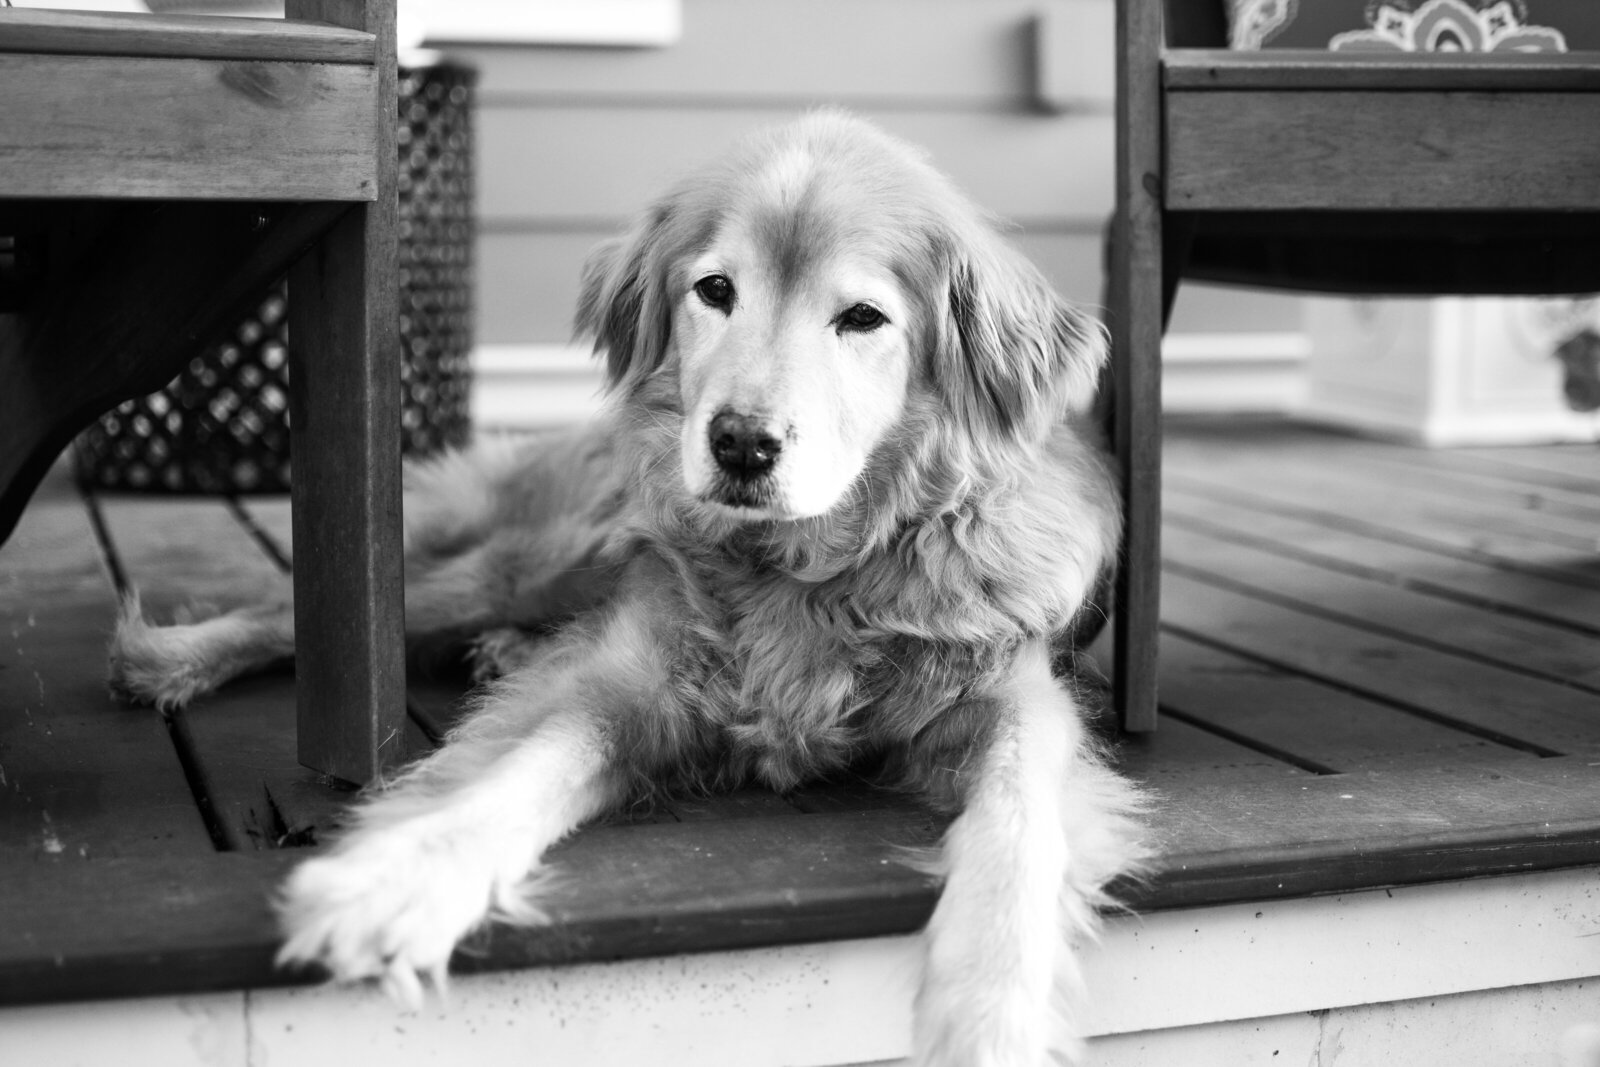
[74,59,477,495]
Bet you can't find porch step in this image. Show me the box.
[2,865,1595,1066]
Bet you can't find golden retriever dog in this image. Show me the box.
[111,111,1145,1065]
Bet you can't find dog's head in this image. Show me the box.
[577,111,1106,524]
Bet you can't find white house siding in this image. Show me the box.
[448,0,1304,426]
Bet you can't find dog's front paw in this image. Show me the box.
[275,830,524,1007]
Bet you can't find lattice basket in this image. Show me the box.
[74,59,477,495]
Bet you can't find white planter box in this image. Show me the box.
[1302,295,1600,446]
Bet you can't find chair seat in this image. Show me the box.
[0,9,378,202]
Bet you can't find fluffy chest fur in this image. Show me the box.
[630,465,1111,796]
[595,274,1123,799]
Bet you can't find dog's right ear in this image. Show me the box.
[575,204,676,395]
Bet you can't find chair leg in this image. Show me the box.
[1111,0,1169,733]
[1107,206,1164,733]
[287,199,406,786]
[282,0,402,786]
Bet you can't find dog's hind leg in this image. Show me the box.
[403,524,621,640]
[109,426,627,710]
[108,527,621,710]
[109,498,620,710]
[911,641,1145,1067]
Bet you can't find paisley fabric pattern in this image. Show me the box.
[1231,0,1301,49]
[1228,0,1584,51]
[1222,0,1595,412]
[1332,0,1566,51]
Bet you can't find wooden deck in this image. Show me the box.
[3,418,1599,1011]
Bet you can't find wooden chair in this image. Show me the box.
[0,1,405,784]
[1106,0,1600,731]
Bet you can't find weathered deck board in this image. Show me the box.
[3,422,1599,1005]
[1170,456,1600,558]
[0,474,213,861]
[1451,443,1600,486]
[1140,422,1600,905]
[1161,569,1599,754]
[1164,482,1600,632]
[1122,629,1600,901]
[1167,429,1600,576]
[1163,517,1600,692]
[233,496,295,567]
[94,494,287,616]
[1154,633,1535,770]
[1142,754,1600,859]
[93,493,355,846]
[0,805,948,1007]
[0,850,298,1005]
[1351,444,1600,526]
[1245,430,1600,526]
[471,807,946,972]
[177,679,360,849]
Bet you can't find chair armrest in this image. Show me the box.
[0,7,374,64]
[1165,48,1600,90]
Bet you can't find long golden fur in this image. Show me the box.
[111,112,1145,1066]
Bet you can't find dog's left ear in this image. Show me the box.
[575,203,677,395]
[937,231,1107,443]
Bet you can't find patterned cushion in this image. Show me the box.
[1228,0,1598,52]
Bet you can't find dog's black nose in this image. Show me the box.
[709,412,782,477]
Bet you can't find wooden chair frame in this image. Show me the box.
[1109,0,1600,731]
[0,0,406,784]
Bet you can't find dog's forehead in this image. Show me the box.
[754,141,819,208]
[701,211,904,306]
[704,139,925,294]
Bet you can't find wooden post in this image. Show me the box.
[1110,0,1165,732]
[284,0,405,783]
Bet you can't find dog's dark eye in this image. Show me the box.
[694,274,734,311]
[838,303,886,332]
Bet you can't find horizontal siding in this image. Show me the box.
[477,109,1114,226]
[458,0,1300,397]
[478,231,598,346]
[449,0,1112,109]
